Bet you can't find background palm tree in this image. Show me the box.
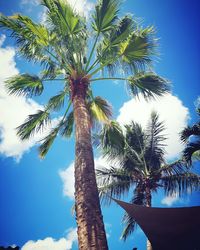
[96,112,200,250]
[0,0,170,248]
[180,106,200,164]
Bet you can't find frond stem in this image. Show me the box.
[85,34,99,71]
[90,77,127,82]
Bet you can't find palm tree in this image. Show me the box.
[0,0,170,249]
[96,112,200,250]
[180,106,200,164]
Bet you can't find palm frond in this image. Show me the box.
[159,160,189,177]
[99,121,125,158]
[47,90,68,111]
[39,126,59,158]
[127,72,170,99]
[120,183,146,241]
[42,0,85,36]
[17,110,50,140]
[6,74,43,97]
[180,124,200,143]
[92,0,119,33]
[161,172,200,197]
[183,141,200,164]
[96,15,135,71]
[119,26,157,71]
[60,111,74,138]
[145,112,166,170]
[0,14,53,62]
[121,212,137,241]
[88,96,112,124]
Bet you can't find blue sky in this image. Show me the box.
[0,0,199,249]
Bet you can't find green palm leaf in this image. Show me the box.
[0,14,52,62]
[6,74,44,97]
[17,110,50,140]
[127,72,170,99]
[47,90,68,111]
[60,111,74,138]
[99,121,125,158]
[89,96,112,123]
[92,0,119,33]
[39,126,59,159]
[119,26,156,71]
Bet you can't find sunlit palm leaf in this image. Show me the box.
[42,0,84,36]
[92,0,119,33]
[89,96,112,123]
[128,72,170,99]
[17,110,50,140]
[6,74,43,97]
[97,16,135,67]
[119,26,157,71]
[0,14,52,62]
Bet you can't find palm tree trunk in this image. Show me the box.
[146,187,153,250]
[72,80,108,250]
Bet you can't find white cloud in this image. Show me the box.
[117,94,190,159]
[161,194,190,207]
[59,157,109,200]
[21,228,77,250]
[161,195,179,207]
[0,36,59,160]
[66,0,94,17]
[59,162,75,200]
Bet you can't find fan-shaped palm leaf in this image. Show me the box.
[88,96,112,124]
[127,72,170,99]
[92,0,119,34]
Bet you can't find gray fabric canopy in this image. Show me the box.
[114,199,200,250]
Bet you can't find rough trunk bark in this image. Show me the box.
[146,187,153,250]
[72,80,108,250]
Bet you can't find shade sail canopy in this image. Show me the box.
[114,199,200,250]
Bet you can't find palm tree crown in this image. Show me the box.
[97,112,200,242]
[0,0,169,156]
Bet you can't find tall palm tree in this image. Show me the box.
[96,112,200,250]
[180,107,200,164]
[0,0,170,249]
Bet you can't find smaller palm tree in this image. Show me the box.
[180,106,200,164]
[96,112,200,250]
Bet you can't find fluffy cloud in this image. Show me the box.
[0,36,58,160]
[59,157,109,199]
[67,0,94,17]
[59,162,75,200]
[117,94,190,159]
[161,194,189,207]
[21,228,77,250]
